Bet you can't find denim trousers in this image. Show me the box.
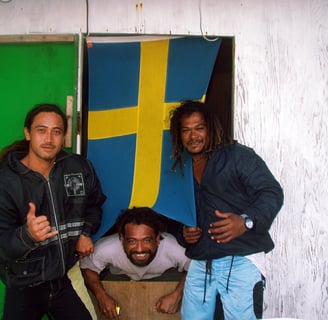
[2,275,91,320]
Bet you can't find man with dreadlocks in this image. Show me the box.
[169,101,284,320]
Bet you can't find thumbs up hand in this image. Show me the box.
[26,202,58,242]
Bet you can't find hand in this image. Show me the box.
[76,234,94,258]
[183,226,202,244]
[26,202,58,242]
[155,292,181,314]
[208,210,246,244]
[97,293,120,320]
[81,268,119,319]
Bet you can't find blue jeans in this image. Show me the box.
[181,256,264,320]
[2,275,91,320]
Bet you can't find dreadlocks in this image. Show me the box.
[169,101,225,174]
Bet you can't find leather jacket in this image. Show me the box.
[0,150,106,288]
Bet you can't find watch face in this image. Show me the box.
[245,218,254,230]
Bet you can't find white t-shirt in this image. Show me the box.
[80,232,190,281]
[246,252,266,277]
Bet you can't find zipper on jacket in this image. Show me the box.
[47,179,66,276]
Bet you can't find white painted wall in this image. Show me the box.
[1,0,327,319]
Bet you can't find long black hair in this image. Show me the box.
[24,104,67,134]
[0,103,67,163]
[169,101,225,174]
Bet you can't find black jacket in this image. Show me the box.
[0,150,106,288]
[181,142,284,260]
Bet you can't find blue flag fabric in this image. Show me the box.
[87,36,221,240]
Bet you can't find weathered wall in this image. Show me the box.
[0,1,327,319]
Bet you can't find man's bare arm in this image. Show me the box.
[81,268,119,319]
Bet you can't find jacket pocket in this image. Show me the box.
[0,256,45,288]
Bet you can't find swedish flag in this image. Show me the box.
[87,36,221,239]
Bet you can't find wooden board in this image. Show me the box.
[91,281,181,320]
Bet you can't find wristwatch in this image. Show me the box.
[81,231,91,237]
[240,214,254,231]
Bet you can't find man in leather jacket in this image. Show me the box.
[0,104,106,320]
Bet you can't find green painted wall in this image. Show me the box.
[0,36,78,317]
[0,38,78,150]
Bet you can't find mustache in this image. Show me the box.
[187,139,202,144]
